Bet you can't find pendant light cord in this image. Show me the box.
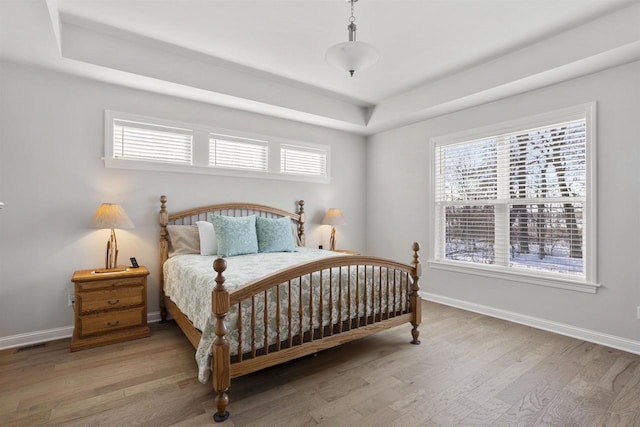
[350,0,355,23]
[348,0,357,42]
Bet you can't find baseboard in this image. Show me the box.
[420,291,640,356]
[0,311,163,351]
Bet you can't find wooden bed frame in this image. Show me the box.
[159,195,422,422]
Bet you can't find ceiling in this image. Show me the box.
[1,0,639,134]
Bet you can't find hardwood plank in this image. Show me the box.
[460,331,564,406]
[2,301,640,426]
[598,363,640,427]
[570,388,616,427]
[457,397,513,426]
[534,345,620,426]
[229,387,325,427]
[314,408,363,426]
[309,375,402,423]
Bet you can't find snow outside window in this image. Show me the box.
[431,104,597,293]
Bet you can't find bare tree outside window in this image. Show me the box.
[435,118,587,279]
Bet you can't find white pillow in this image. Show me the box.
[196,221,217,256]
[291,222,302,247]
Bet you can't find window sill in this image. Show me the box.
[103,158,331,184]
[427,260,600,294]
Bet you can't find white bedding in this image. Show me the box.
[163,248,408,382]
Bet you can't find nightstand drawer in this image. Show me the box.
[71,266,149,351]
[79,307,145,337]
[77,276,144,291]
[77,286,144,313]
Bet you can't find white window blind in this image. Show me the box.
[106,111,330,183]
[434,117,589,280]
[209,133,268,171]
[280,144,328,177]
[112,119,192,164]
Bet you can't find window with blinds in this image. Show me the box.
[209,133,268,171]
[433,105,596,288]
[281,144,328,177]
[105,111,330,183]
[112,119,192,164]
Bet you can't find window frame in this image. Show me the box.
[427,103,598,293]
[280,142,329,178]
[209,133,269,172]
[104,110,331,183]
[112,118,194,165]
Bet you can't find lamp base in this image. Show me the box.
[330,226,336,251]
[94,267,128,274]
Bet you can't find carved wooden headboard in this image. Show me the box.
[158,195,306,310]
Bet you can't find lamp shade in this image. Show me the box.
[321,208,347,226]
[89,203,134,229]
[325,41,379,76]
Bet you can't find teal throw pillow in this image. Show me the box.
[212,215,258,257]
[256,216,296,253]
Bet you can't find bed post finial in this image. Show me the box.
[159,195,169,323]
[212,258,231,422]
[410,242,422,345]
[298,200,305,246]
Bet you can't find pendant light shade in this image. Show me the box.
[326,0,378,77]
[325,41,379,77]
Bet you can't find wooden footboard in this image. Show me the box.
[211,245,421,422]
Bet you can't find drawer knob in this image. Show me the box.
[108,299,120,305]
[106,320,120,327]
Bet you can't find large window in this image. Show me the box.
[104,111,330,183]
[431,104,597,292]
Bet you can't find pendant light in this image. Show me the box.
[326,0,379,77]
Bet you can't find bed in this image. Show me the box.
[159,195,422,422]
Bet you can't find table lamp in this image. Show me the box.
[321,208,346,251]
[90,203,134,272]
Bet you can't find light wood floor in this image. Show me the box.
[2,301,640,426]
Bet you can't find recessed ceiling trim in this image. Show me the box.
[57,13,372,132]
[367,3,640,134]
[34,1,640,136]
[44,0,61,54]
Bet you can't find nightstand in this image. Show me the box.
[334,249,360,255]
[70,266,150,351]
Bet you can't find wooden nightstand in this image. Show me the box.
[71,266,150,351]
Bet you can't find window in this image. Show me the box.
[112,119,192,165]
[280,144,328,177]
[209,133,268,172]
[104,111,330,182]
[430,104,597,292]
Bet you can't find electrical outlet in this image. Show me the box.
[68,290,75,307]
[637,306,640,320]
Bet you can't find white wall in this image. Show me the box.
[2,58,638,350]
[0,61,366,339]
[366,60,640,345]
